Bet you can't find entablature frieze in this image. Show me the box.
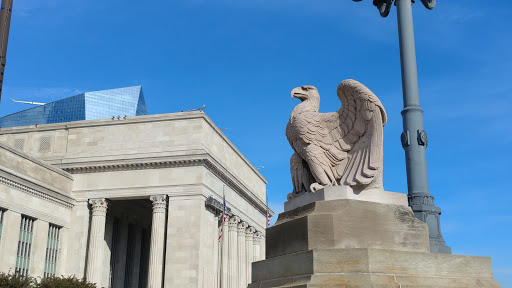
[0,174,74,210]
[61,155,269,215]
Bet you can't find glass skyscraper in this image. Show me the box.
[0,86,148,128]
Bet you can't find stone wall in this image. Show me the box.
[0,143,74,276]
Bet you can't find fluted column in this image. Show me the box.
[245,227,255,285]
[227,216,239,288]
[260,235,265,260]
[253,232,261,262]
[86,198,109,286]
[147,195,167,288]
[220,216,229,288]
[212,215,220,288]
[237,221,248,288]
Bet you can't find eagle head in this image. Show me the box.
[289,86,320,123]
[291,85,319,102]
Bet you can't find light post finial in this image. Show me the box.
[352,0,436,18]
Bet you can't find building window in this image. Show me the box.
[0,209,4,243]
[44,224,61,277]
[15,216,35,277]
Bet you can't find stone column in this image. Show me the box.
[86,198,109,286]
[212,215,219,288]
[245,227,255,285]
[260,235,265,260]
[227,216,239,288]
[253,232,261,262]
[237,221,248,288]
[220,216,229,288]
[147,195,167,288]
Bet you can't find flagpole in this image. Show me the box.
[216,213,221,288]
[266,190,269,228]
[217,185,226,288]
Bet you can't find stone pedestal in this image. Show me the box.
[249,188,501,288]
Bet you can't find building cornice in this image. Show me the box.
[0,174,74,209]
[59,155,269,214]
[0,112,267,184]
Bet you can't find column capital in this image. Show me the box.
[245,227,255,239]
[237,221,248,234]
[150,195,167,213]
[228,215,240,230]
[253,231,262,244]
[88,198,109,216]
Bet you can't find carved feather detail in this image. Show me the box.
[286,80,387,196]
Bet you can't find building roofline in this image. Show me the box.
[0,111,268,184]
[0,142,73,180]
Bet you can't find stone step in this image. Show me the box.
[250,248,500,288]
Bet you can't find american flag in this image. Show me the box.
[218,195,227,241]
[266,190,271,227]
[267,206,271,227]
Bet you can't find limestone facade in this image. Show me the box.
[0,112,269,288]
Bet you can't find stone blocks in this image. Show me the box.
[268,198,430,259]
[251,196,501,288]
[284,186,409,211]
[250,248,500,287]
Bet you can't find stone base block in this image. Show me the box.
[249,248,501,288]
[285,186,408,212]
[267,199,430,259]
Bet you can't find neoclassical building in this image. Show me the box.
[0,111,269,288]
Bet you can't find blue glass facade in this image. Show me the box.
[0,86,148,128]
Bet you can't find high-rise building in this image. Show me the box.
[0,86,147,128]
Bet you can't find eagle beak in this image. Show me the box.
[291,87,301,99]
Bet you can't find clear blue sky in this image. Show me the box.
[3,0,511,285]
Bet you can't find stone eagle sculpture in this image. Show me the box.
[286,79,387,199]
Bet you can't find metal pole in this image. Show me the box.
[0,0,12,104]
[396,0,450,254]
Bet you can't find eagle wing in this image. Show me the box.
[332,79,387,185]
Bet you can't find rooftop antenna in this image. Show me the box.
[181,105,208,112]
[11,98,46,105]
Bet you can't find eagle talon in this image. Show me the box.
[310,183,324,193]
